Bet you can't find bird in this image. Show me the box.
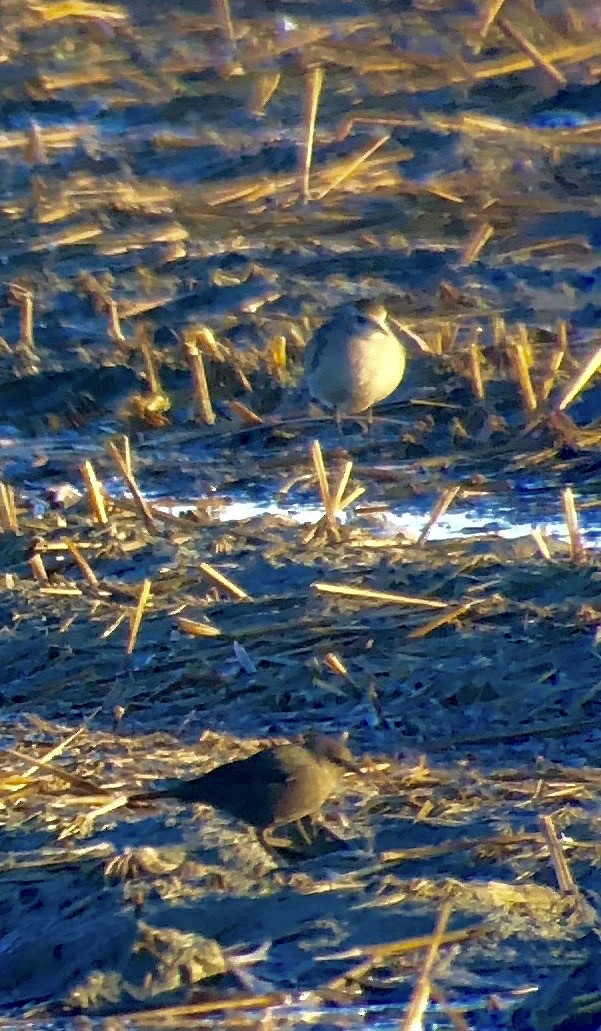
[304,299,406,426]
[128,731,360,849]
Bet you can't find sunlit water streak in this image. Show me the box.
[157,493,601,550]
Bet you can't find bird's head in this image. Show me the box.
[301,729,362,772]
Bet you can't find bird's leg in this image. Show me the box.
[295,816,315,844]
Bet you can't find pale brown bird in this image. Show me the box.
[129,731,360,849]
[304,299,406,425]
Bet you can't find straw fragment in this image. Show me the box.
[107,441,158,532]
[0,482,18,532]
[81,460,108,525]
[67,541,101,593]
[508,336,538,413]
[176,617,222,638]
[539,815,578,896]
[402,902,452,1031]
[555,343,601,412]
[127,578,152,655]
[301,65,324,202]
[408,600,477,639]
[183,333,216,426]
[199,561,251,601]
[498,16,566,87]
[468,337,485,401]
[313,582,447,609]
[562,487,585,562]
[418,486,461,545]
[458,222,494,266]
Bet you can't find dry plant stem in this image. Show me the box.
[323,651,365,696]
[127,578,152,655]
[509,340,538,413]
[120,434,133,478]
[468,339,485,400]
[310,439,338,534]
[301,65,324,202]
[498,16,566,87]
[184,336,216,425]
[379,831,541,865]
[67,541,101,592]
[26,120,47,163]
[458,221,494,266]
[531,527,552,561]
[199,560,251,601]
[20,288,34,348]
[176,616,221,637]
[118,992,287,1024]
[539,815,578,895]
[15,726,85,780]
[213,0,236,49]
[107,441,158,531]
[313,582,447,609]
[101,612,128,639]
[408,599,477,640]
[555,343,601,412]
[324,652,348,677]
[0,481,18,532]
[138,325,161,394]
[493,316,505,348]
[228,400,264,425]
[302,477,365,545]
[340,485,365,508]
[478,0,509,41]
[388,320,431,354]
[40,586,82,596]
[79,794,130,823]
[402,902,452,1031]
[81,460,108,525]
[418,485,461,545]
[540,322,568,400]
[303,463,364,548]
[562,487,585,562]
[316,133,390,201]
[6,752,109,796]
[249,70,281,116]
[332,460,353,511]
[324,925,481,992]
[107,296,126,345]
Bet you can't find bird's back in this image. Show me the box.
[139,744,340,830]
[305,305,405,414]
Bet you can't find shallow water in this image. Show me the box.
[2,0,601,1027]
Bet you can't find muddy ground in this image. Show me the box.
[2,1,601,1028]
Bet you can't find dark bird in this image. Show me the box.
[304,299,406,425]
[129,731,360,849]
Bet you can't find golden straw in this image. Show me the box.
[127,578,152,655]
[81,460,108,525]
[301,65,324,202]
[107,442,158,532]
[418,485,461,545]
[402,902,452,1031]
[199,561,251,601]
[562,487,585,562]
[313,582,446,608]
[184,335,216,425]
[555,344,601,412]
